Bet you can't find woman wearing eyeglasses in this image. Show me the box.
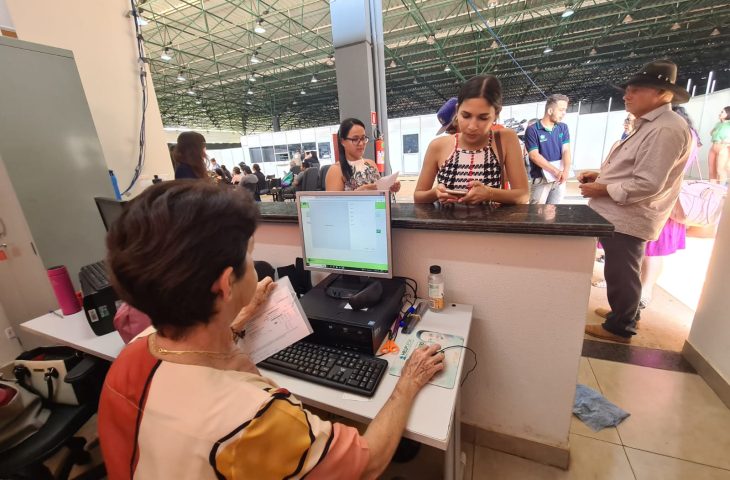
[414,75,529,204]
[326,118,401,192]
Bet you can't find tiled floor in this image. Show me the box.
[383,357,730,479]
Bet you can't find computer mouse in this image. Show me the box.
[348,281,383,310]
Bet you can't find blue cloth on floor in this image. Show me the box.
[573,384,630,431]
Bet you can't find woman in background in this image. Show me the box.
[414,75,529,204]
[173,131,208,180]
[708,106,730,183]
[230,166,243,185]
[326,118,401,192]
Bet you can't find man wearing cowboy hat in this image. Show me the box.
[578,59,691,343]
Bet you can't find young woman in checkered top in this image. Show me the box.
[414,75,529,204]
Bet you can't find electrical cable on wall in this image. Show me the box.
[466,0,547,99]
[123,0,149,196]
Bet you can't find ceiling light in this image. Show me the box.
[488,0,498,5]
[195,99,202,105]
[249,76,256,82]
[301,89,306,95]
[670,22,681,31]
[427,34,436,45]
[293,100,297,105]
[629,51,638,58]
[246,100,252,105]
[326,55,335,66]
[711,28,720,36]
[413,78,419,84]
[623,14,633,24]
[311,75,318,83]
[444,66,451,72]
[533,66,540,72]
[254,19,266,34]
[589,47,597,56]
[247,89,253,95]
[187,89,196,96]
[389,60,397,68]
[161,48,172,61]
[490,40,499,49]
[176,72,186,82]
[251,54,261,64]
[543,45,553,54]
[561,8,575,18]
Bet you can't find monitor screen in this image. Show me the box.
[296,191,392,278]
[94,197,126,232]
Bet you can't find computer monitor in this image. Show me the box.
[296,191,392,298]
[94,197,126,232]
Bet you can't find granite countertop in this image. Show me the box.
[257,202,613,237]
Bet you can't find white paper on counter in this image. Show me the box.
[238,276,313,364]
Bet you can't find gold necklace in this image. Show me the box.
[150,333,243,359]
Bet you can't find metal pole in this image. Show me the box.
[573,100,581,170]
[600,97,613,161]
[368,0,390,174]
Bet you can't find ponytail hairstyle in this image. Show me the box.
[457,75,504,117]
[337,117,366,182]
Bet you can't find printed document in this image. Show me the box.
[237,276,312,364]
[375,171,399,191]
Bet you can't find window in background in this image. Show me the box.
[302,142,316,153]
[262,146,275,163]
[249,147,263,164]
[288,144,302,159]
[318,142,332,160]
[403,134,419,154]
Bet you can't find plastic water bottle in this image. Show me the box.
[109,170,122,200]
[428,265,445,312]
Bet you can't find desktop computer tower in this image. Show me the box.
[299,275,405,355]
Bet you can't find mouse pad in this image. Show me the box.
[387,330,464,389]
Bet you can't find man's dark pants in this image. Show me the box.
[599,233,646,338]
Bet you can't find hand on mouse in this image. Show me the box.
[395,343,445,397]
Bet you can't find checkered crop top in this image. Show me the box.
[436,133,502,190]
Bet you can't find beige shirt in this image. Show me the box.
[589,103,690,241]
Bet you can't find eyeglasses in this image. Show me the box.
[345,136,370,145]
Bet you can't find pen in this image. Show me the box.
[49,310,64,318]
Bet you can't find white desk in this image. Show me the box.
[21,310,125,362]
[22,303,473,480]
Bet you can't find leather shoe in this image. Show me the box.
[593,307,640,329]
[585,324,631,344]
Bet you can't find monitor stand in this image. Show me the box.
[325,274,374,299]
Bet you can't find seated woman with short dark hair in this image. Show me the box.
[98,181,444,479]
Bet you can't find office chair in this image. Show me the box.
[318,164,331,191]
[0,354,109,480]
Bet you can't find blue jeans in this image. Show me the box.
[529,177,565,204]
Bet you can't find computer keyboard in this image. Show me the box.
[79,261,111,294]
[258,341,388,397]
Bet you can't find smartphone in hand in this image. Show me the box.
[444,189,468,197]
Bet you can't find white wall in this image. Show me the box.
[6,0,172,197]
[687,192,730,384]
[0,0,13,30]
[164,128,242,145]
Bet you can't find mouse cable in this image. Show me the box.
[437,345,478,387]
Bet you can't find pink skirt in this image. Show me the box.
[645,218,686,257]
